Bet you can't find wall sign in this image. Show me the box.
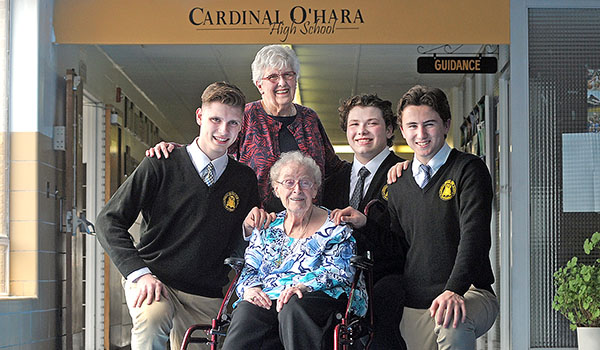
[188,6,365,42]
[417,56,498,74]
[53,0,509,44]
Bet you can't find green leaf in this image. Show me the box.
[584,240,592,254]
[552,231,600,328]
[591,231,600,245]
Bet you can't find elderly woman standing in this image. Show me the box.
[222,151,367,350]
[231,45,345,211]
[147,45,345,211]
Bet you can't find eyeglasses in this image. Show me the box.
[262,71,297,83]
[277,178,314,190]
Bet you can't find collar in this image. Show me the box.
[352,148,391,177]
[411,143,451,177]
[186,137,229,179]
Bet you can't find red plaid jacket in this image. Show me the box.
[229,100,346,208]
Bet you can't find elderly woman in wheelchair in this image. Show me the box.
[221,151,367,350]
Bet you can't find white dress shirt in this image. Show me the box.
[186,137,229,183]
[411,143,451,188]
[349,148,392,203]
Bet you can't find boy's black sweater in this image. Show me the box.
[322,151,405,282]
[96,147,259,297]
[387,149,495,308]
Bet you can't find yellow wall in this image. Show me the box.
[9,132,39,296]
[1,132,63,349]
[54,0,510,44]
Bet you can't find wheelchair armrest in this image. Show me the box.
[350,255,373,271]
[224,257,245,270]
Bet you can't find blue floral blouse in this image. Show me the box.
[234,208,368,316]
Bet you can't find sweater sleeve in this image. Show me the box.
[316,118,347,180]
[95,157,159,278]
[444,158,493,295]
[386,195,408,271]
[228,168,259,258]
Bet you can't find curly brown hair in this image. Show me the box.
[338,93,397,147]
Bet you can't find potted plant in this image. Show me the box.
[552,231,600,350]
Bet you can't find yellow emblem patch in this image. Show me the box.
[381,184,389,201]
[439,180,457,201]
[223,191,240,212]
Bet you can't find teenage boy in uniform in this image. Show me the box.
[96,82,259,350]
[323,93,403,276]
[333,85,499,349]
[324,93,406,349]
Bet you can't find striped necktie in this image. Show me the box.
[202,162,215,186]
[350,166,370,209]
[420,164,432,188]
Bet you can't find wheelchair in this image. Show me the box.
[179,257,245,350]
[180,201,380,350]
[334,254,374,350]
[333,199,386,350]
[179,255,374,350]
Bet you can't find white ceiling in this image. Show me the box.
[99,44,484,145]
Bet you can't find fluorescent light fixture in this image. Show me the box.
[392,145,414,154]
[332,145,414,154]
[332,145,354,153]
[294,83,302,105]
[283,44,302,105]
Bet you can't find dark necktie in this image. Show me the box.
[420,164,432,188]
[202,162,215,186]
[350,166,370,209]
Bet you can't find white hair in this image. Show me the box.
[251,45,301,86]
[270,151,321,189]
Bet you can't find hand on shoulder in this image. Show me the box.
[145,141,180,159]
[243,207,276,238]
[330,206,367,229]
[386,160,410,184]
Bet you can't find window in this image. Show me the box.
[0,0,9,295]
[529,8,600,347]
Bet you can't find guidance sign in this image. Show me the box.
[417,57,498,74]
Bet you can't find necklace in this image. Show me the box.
[287,206,314,239]
[274,206,314,267]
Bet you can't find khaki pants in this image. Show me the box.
[123,279,222,350]
[400,287,499,350]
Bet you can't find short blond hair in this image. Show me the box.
[201,82,246,111]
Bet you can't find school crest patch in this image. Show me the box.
[439,180,457,201]
[381,184,389,201]
[223,191,240,212]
